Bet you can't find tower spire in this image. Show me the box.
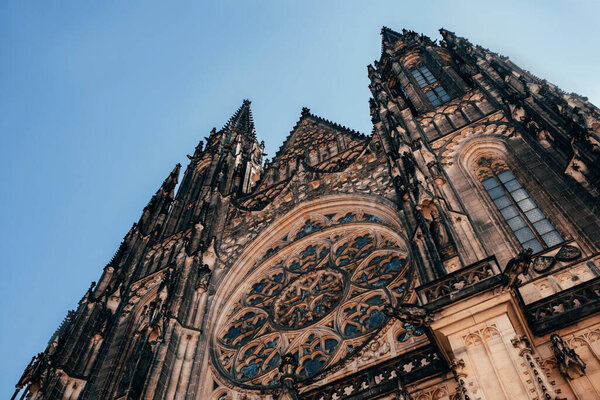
[225,99,256,138]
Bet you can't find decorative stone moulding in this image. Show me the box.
[210,197,417,390]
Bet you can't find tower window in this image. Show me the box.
[425,86,451,107]
[478,157,562,253]
[411,66,437,87]
[410,65,451,106]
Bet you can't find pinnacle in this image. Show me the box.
[225,99,256,139]
[161,163,181,194]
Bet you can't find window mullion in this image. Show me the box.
[491,172,547,249]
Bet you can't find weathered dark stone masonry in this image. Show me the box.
[14,27,600,400]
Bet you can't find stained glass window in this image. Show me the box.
[411,66,437,88]
[211,213,414,389]
[410,65,451,107]
[478,157,562,253]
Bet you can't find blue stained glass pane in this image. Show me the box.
[522,239,543,254]
[268,353,281,368]
[525,208,545,223]
[514,226,535,243]
[482,178,499,190]
[487,186,504,199]
[434,86,450,102]
[507,216,527,231]
[412,69,427,88]
[533,219,554,235]
[500,205,519,220]
[325,339,338,352]
[344,325,358,336]
[542,231,563,247]
[497,171,515,183]
[240,362,259,379]
[510,188,528,202]
[504,179,522,192]
[398,331,410,342]
[367,310,386,328]
[420,66,437,84]
[517,198,537,212]
[493,195,511,209]
[304,358,325,375]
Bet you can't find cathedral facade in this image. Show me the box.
[13,27,600,400]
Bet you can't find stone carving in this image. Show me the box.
[550,333,586,379]
[278,354,299,400]
[273,269,345,329]
[555,245,582,262]
[196,264,212,292]
[360,335,391,362]
[429,209,458,261]
[532,256,556,273]
[525,276,600,334]
[213,223,412,387]
[511,335,564,400]
[417,257,502,307]
[503,249,533,287]
[450,359,471,400]
[302,345,444,400]
[385,303,433,328]
[13,353,50,397]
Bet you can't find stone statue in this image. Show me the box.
[430,210,448,247]
[429,209,457,261]
[196,264,212,292]
[278,354,299,400]
[550,333,586,379]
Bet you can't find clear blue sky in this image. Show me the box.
[1,1,599,396]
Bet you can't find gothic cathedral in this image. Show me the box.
[14,27,600,400]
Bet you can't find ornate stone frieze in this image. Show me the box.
[416,256,502,309]
[524,276,600,334]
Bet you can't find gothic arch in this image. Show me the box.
[208,194,414,391]
[452,134,576,256]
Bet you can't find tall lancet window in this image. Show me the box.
[410,65,450,106]
[478,157,562,253]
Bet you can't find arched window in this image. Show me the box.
[410,65,450,106]
[477,157,562,253]
[211,203,415,389]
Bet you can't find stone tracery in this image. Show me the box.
[212,209,412,388]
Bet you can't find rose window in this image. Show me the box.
[212,215,412,389]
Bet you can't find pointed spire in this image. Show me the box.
[162,163,181,194]
[138,163,181,237]
[224,99,256,139]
